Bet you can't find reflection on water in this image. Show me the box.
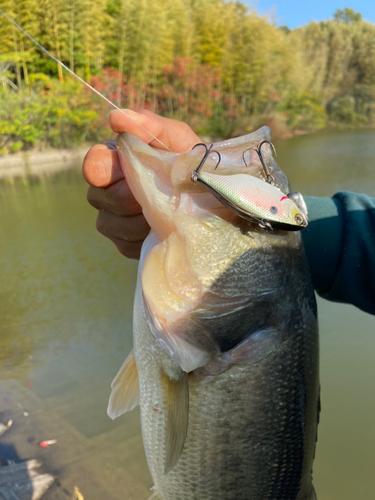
[274,128,375,196]
[0,129,374,499]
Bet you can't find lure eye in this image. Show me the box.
[270,206,278,214]
[295,214,304,225]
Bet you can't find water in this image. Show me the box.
[0,129,375,499]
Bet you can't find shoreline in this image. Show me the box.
[1,124,374,181]
[0,147,89,180]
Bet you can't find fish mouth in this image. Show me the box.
[116,130,309,234]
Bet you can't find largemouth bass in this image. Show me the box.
[109,127,319,500]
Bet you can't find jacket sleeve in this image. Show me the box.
[302,192,375,315]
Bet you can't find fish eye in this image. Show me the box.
[295,214,304,225]
[270,206,278,214]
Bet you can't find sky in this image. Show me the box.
[244,0,375,28]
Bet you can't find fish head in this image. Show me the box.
[116,128,309,372]
[116,126,307,233]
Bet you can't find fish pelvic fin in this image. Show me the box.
[161,367,189,474]
[148,490,163,500]
[107,349,140,420]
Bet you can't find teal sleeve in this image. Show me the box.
[302,192,375,315]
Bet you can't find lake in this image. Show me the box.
[0,128,374,499]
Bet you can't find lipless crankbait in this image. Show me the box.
[191,143,308,231]
[0,9,308,233]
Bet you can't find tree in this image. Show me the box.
[334,8,362,24]
[10,0,40,85]
[38,0,68,80]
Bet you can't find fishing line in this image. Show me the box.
[0,8,183,156]
[0,9,308,232]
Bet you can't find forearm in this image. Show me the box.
[303,192,375,315]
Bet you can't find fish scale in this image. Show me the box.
[0,11,320,496]
[111,131,319,500]
[134,229,318,500]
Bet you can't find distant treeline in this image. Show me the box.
[0,1,375,153]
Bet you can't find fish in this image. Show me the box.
[108,126,320,500]
[0,12,319,498]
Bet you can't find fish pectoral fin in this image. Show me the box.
[107,349,140,420]
[230,328,282,365]
[162,368,189,475]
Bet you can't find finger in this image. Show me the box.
[107,237,144,260]
[87,179,141,217]
[96,210,150,243]
[83,143,123,188]
[109,109,200,153]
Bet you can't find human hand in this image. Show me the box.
[82,109,200,259]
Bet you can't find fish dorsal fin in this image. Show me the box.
[162,367,189,474]
[107,349,140,420]
[310,486,317,500]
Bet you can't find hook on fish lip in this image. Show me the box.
[243,140,277,185]
[189,141,307,232]
[191,143,221,183]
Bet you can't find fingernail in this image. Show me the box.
[109,109,139,117]
[123,109,139,116]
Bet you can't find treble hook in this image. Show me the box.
[191,143,221,183]
[242,140,277,184]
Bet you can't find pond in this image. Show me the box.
[0,128,374,499]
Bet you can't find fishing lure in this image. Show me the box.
[0,8,308,232]
[243,140,277,184]
[191,143,308,231]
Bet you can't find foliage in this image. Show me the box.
[0,1,374,152]
[280,91,327,130]
[0,78,101,153]
[334,8,362,24]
